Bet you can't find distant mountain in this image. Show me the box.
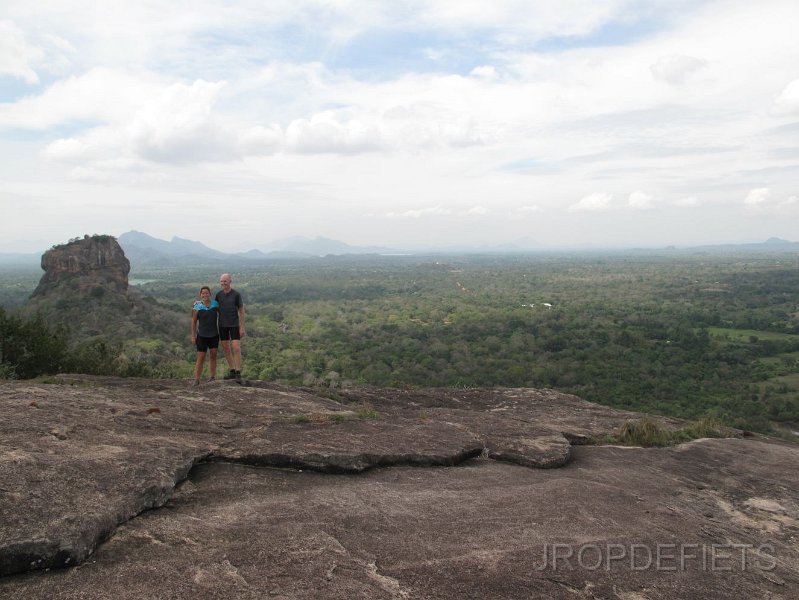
[116,231,396,268]
[98,232,799,269]
[118,231,228,262]
[269,236,395,256]
[684,238,799,252]
[762,237,797,246]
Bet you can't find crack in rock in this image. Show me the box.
[0,378,688,580]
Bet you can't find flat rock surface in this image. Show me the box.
[1,376,797,598]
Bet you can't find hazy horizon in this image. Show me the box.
[3,1,799,252]
[1,230,796,256]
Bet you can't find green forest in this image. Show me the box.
[2,250,798,434]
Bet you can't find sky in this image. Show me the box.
[2,0,799,252]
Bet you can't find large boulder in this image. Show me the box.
[31,235,130,297]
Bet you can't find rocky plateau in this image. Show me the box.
[1,376,797,599]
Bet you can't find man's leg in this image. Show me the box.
[220,339,235,372]
[231,339,242,375]
[219,340,236,379]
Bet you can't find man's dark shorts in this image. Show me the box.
[219,326,241,341]
[196,335,220,352]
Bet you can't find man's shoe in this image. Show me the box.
[235,371,242,383]
[192,379,200,387]
[207,376,215,383]
[223,370,236,380]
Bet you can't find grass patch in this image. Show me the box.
[285,404,379,425]
[355,401,379,419]
[589,417,736,448]
[284,412,342,424]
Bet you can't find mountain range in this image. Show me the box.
[1,233,798,269]
[116,232,799,265]
[116,231,399,265]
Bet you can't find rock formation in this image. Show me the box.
[31,234,130,297]
[1,376,797,599]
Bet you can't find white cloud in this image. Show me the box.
[0,20,42,83]
[127,80,232,163]
[628,190,654,210]
[41,78,234,167]
[238,125,284,155]
[0,68,161,130]
[744,187,771,206]
[774,78,799,115]
[470,65,498,80]
[385,206,453,219]
[741,188,799,215]
[285,112,382,154]
[674,196,701,208]
[570,192,614,212]
[650,54,708,85]
[517,205,541,213]
[465,205,488,215]
[415,0,629,39]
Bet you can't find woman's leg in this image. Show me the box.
[194,351,206,381]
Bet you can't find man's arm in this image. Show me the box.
[238,304,246,337]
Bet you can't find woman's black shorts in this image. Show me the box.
[196,335,220,352]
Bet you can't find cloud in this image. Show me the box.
[517,205,541,213]
[0,68,161,130]
[127,80,233,163]
[674,196,701,207]
[285,112,382,154]
[0,20,42,83]
[742,188,798,214]
[774,78,799,115]
[414,0,631,40]
[41,79,233,167]
[570,192,613,212]
[628,190,654,210]
[744,187,770,206]
[385,206,453,219]
[650,54,708,85]
[465,205,488,215]
[238,124,284,155]
[470,65,498,80]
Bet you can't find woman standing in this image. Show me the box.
[191,286,220,386]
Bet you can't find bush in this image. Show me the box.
[590,417,738,447]
[0,308,69,378]
[616,419,670,447]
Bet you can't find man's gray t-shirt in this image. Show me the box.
[215,289,243,327]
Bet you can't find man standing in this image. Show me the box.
[216,273,245,382]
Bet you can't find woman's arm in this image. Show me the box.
[191,310,198,342]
